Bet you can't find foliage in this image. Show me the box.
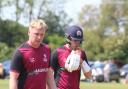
[0,42,14,62]
[0,19,27,61]
[80,0,128,63]
[99,0,128,62]
[79,5,100,29]
[47,34,65,50]
[82,28,103,60]
[0,19,27,47]
[41,10,71,36]
[0,0,71,61]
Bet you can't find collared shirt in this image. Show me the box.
[50,44,88,89]
[10,42,51,89]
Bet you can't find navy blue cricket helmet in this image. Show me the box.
[65,25,83,42]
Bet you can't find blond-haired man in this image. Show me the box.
[10,19,57,89]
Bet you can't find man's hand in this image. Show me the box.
[65,50,81,72]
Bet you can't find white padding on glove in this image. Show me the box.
[65,50,80,72]
[81,61,91,73]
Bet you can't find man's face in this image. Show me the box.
[28,27,45,47]
[70,39,81,50]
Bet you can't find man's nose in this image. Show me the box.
[37,35,43,39]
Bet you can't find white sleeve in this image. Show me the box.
[81,61,91,73]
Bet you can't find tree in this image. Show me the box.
[0,0,72,60]
[47,34,64,50]
[42,10,71,36]
[0,42,13,62]
[79,0,128,63]
[0,19,27,47]
[79,5,100,29]
[99,0,128,62]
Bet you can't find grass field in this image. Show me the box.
[0,79,128,89]
[80,81,128,89]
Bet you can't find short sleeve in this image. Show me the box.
[81,51,89,65]
[10,49,24,73]
[50,49,58,70]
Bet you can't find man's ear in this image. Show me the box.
[28,28,30,35]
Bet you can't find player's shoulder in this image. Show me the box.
[80,49,86,53]
[51,45,65,55]
[13,42,29,54]
[18,42,29,48]
[41,43,51,50]
[80,49,87,58]
[56,45,66,51]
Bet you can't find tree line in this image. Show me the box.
[0,0,128,64]
[0,0,70,61]
[79,0,128,63]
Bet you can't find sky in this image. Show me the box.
[64,0,101,23]
[1,0,101,26]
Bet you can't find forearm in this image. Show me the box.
[9,75,18,89]
[46,77,57,89]
[81,61,92,78]
[46,68,57,89]
[9,72,19,89]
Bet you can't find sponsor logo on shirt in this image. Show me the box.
[35,68,48,73]
[28,68,48,76]
[43,54,47,62]
[29,57,35,63]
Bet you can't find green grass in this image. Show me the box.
[0,79,9,89]
[0,79,128,89]
[80,81,128,89]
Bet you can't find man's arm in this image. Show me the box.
[9,71,19,89]
[46,68,57,89]
[10,49,23,89]
[81,60,92,78]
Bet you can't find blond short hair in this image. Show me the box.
[29,19,48,31]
